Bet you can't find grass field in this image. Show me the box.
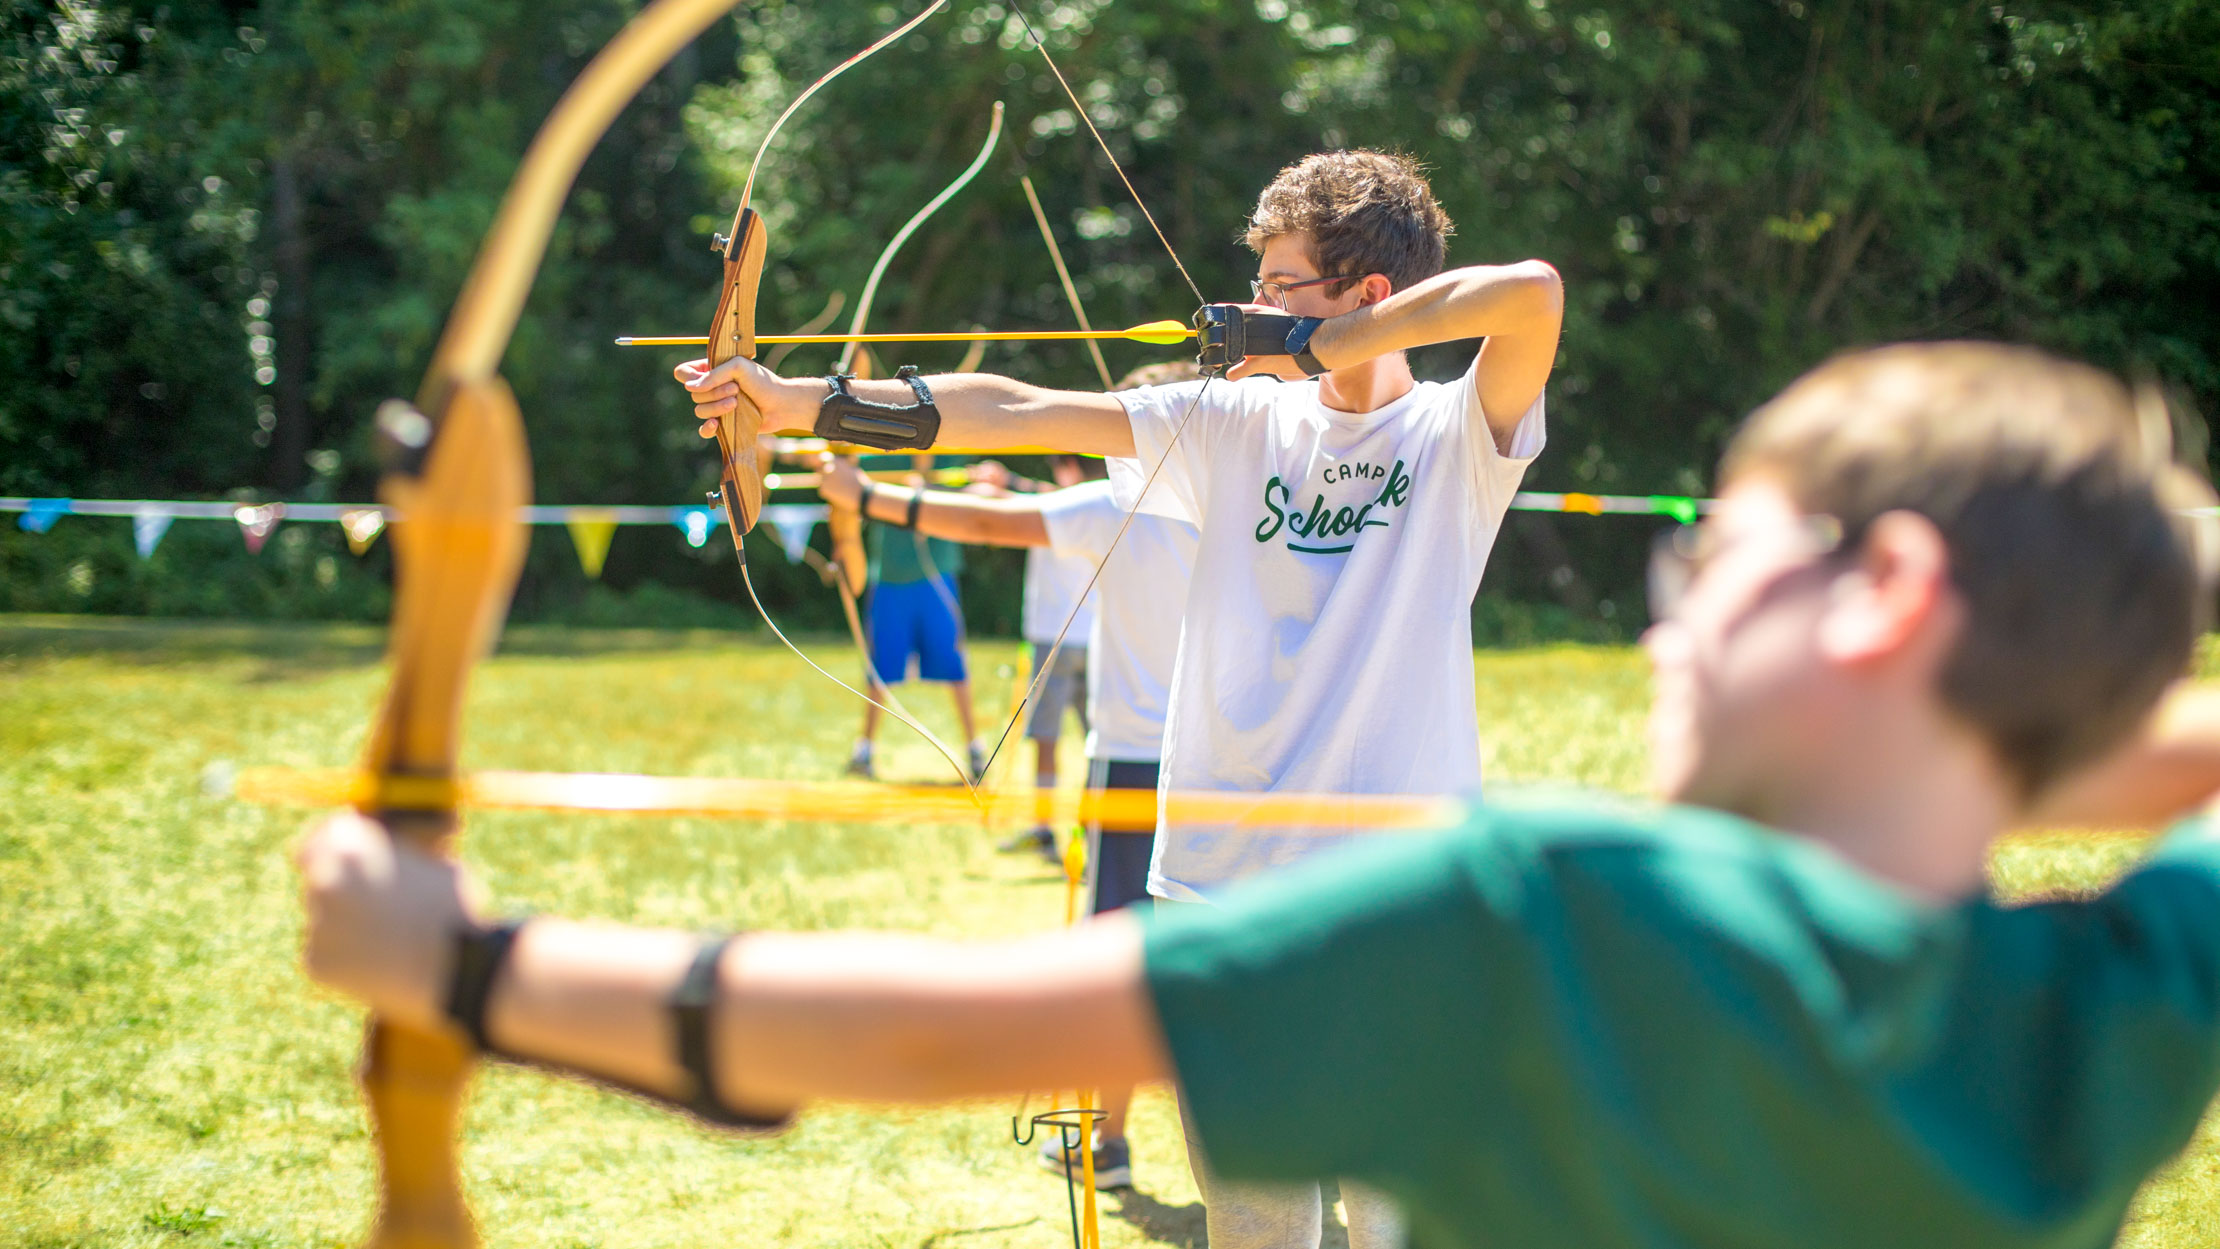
[2,615,2214,1248]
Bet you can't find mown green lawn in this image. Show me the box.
[1,616,2213,1248]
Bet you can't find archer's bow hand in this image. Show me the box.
[296,812,486,1032]
[1194,304,1326,382]
[814,452,868,510]
[675,354,816,441]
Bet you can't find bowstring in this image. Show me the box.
[972,376,1212,790]
[741,557,978,796]
[1010,5,1205,309]
[736,1,949,217]
[825,106,1007,793]
[727,0,976,795]
[973,2,1219,793]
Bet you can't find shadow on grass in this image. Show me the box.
[1094,1179,1374,1248]
[1104,1187,1209,1248]
[0,615,843,680]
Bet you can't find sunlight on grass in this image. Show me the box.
[2,617,2214,1248]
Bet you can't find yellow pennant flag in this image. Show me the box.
[339,508,386,556]
[566,509,620,579]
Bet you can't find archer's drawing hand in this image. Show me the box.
[815,453,867,509]
[676,355,816,441]
[295,812,487,1031]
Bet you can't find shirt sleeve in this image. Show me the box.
[1035,480,1125,564]
[1107,379,1219,524]
[1143,825,1509,1183]
[1901,819,2220,1196]
[1451,358,1546,524]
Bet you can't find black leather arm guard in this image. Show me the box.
[445,922,793,1135]
[1193,306,1324,378]
[814,366,941,450]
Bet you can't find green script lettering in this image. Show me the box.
[1255,477,1290,541]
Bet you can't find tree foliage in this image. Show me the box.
[3,0,2215,626]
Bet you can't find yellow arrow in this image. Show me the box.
[615,318,1195,349]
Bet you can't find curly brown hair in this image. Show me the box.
[1242,150,1454,295]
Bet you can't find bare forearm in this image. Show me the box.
[482,916,1165,1112]
[857,482,1050,548]
[826,373,1135,456]
[2028,683,2220,827]
[1310,260,1562,366]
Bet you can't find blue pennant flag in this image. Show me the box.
[672,506,721,549]
[18,498,70,533]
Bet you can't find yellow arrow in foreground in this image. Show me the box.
[615,318,1195,349]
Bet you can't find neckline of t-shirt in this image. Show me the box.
[1297,377,1430,428]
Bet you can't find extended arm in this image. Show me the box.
[818,457,1050,548]
[678,358,1136,457]
[2027,683,2220,828]
[297,814,1169,1116]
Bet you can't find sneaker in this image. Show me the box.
[845,743,874,779]
[1038,1133,1132,1190]
[997,825,1058,865]
[967,742,988,785]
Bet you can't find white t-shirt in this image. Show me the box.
[1021,500,1100,646]
[1036,480,1201,762]
[1109,365,1544,902]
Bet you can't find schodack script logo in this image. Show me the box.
[1254,460,1413,555]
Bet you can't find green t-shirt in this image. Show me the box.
[868,524,964,586]
[1143,802,2220,1249]
[858,455,965,586]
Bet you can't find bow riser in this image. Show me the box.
[357,378,533,1249]
[707,207,771,541]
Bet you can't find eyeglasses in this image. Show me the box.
[1249,274,1357,306]
[1646,514,1846,619]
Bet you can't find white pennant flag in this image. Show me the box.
[760,503,827,564]
[132,506,173,559]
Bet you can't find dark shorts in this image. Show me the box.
[1087,757,1159,916]
[1022,643,1090,742]
[866,576,966,684]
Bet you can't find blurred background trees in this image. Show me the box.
[4,0,2215,634]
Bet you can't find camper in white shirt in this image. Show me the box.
[811,413,1200,1193]
[1110,361,1542,900]
[1006,455,1102,861]
[685,148,1561,1249]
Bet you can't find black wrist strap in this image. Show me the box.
[1283,315,1328,376]
[446,920,527,1052]
[856,479,874,523]
[815,366,941,451]
[1194,305,1308,376]
[670,935,734,1123]
[441,923,791,1136]
[903,490,924,531]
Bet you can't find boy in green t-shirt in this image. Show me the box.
[844,453,984,782]
[297,342,2220,1249]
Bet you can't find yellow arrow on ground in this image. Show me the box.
[615,318,1194,348]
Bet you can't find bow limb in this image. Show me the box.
[357,1,781,1244]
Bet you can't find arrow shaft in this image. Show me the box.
[619,325,1194,347]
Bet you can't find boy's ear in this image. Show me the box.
[1359,273,1395,306]
[1817,510,1958,667]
